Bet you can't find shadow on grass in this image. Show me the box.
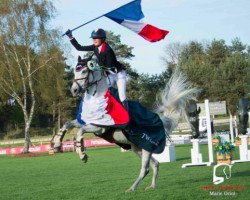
[176,157,191,161]
[233,170,250,177]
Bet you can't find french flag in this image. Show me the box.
[104,0,169,42]
[77,90,129,127]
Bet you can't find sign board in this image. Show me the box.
[198,101,227,116]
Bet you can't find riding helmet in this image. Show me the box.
[90,28,106,39]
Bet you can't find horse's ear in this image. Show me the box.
[78,56,81,62]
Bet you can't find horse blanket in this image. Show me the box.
[125,100,166,153]
[77,87,166,154]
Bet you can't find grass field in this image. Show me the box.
[0,144,249,200]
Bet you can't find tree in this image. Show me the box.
[206,39,248,114]
[0,0,63,152]
[165,39,250,114]
[106,31,134,62]
[34,47,67,134]
[179,41,208,99]
[126,69,171,110]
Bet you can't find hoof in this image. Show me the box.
[126,188,134,193]
[53,147,63,153]
[145,185,155,191]
[81,154,88,163]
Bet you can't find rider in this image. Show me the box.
[65,28,128,110]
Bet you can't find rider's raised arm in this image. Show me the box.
[65,29,95,51]
[70,38,95,51]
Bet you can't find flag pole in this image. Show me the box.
[62,0,138,36]
[62,15,104,36]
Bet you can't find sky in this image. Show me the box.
[52,0,250,75]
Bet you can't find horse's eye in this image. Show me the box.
[76,65,86,72]
[82,68,88,74]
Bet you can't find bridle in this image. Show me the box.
[73,66,105,96]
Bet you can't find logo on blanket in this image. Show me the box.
[141,133,159,146]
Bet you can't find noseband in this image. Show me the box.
[73,71,90,94]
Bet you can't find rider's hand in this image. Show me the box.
[65,29,73,39]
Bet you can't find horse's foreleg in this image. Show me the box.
[127,148,152,192]
[52,129,66,153]
[76,124,104,162]
[51,120,79,153]
[75,126,88,162]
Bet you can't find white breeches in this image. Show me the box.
[107,70,127,102]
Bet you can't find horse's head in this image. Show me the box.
[70,55,92,97]
[237,98,250,135]
[71,55,107,97]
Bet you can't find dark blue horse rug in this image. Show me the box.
[109,88,166,154]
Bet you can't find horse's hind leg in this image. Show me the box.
[113,131,131,144]
[127,148,152,192]
[145,156,159,190]
[130,145,159,191]
[131,145,149,176]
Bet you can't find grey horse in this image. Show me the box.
[51,56,199,192]
[238,98,250,135]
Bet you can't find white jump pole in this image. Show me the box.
[152,141,176,163]
[229,114,234,143]
[234,115,238,136]
[232,135,250,163]
[205,99,214,165]
[248,112,250,135]
[182,99,214,168]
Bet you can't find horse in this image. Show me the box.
[51,55,199,192]
[237,98,250,135]
[185,99,201,139]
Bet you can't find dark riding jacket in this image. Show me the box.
[70,38,124,72]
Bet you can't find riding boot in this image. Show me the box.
[122,99,129,112]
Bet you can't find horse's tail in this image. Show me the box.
[155,70,199,137]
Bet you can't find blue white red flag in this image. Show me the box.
[104,0,169,42]
[77,90,129,127]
